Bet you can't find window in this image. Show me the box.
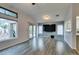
[38,25,43,34]
[0,18,17,41]
[29,25,37,39]
[0,7,18,18]
[76,16,79,31]
[29,25,33,39]
[66,20,72,32]
[57,24,63,35]
[0,8,5,14]
[33,25,36,37]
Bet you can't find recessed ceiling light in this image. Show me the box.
[43,15,50,20]
[76,16,79,19]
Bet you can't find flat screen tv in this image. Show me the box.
[43,24,56,32]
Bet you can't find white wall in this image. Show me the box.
[72,4,79,49]
[0,3,36,50]
[64,4,73,48]
[64,4,76,49]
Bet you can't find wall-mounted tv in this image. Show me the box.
[43,24,56,32]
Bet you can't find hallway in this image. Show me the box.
[0,37,77,55]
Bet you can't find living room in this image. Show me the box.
[0,3,79,55]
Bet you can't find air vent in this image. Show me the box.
[56,14,59,17]
[32,3,36,5]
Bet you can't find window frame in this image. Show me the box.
[0,17,18,41]
[57,24,64,35]
[29,24,33,39]
[0,6,18,18]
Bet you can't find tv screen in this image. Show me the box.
[43,24,56,32]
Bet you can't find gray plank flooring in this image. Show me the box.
[0,37,77,55]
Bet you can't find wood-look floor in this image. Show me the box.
[0,37,77,55]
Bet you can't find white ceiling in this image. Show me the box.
[9,3,71,23]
